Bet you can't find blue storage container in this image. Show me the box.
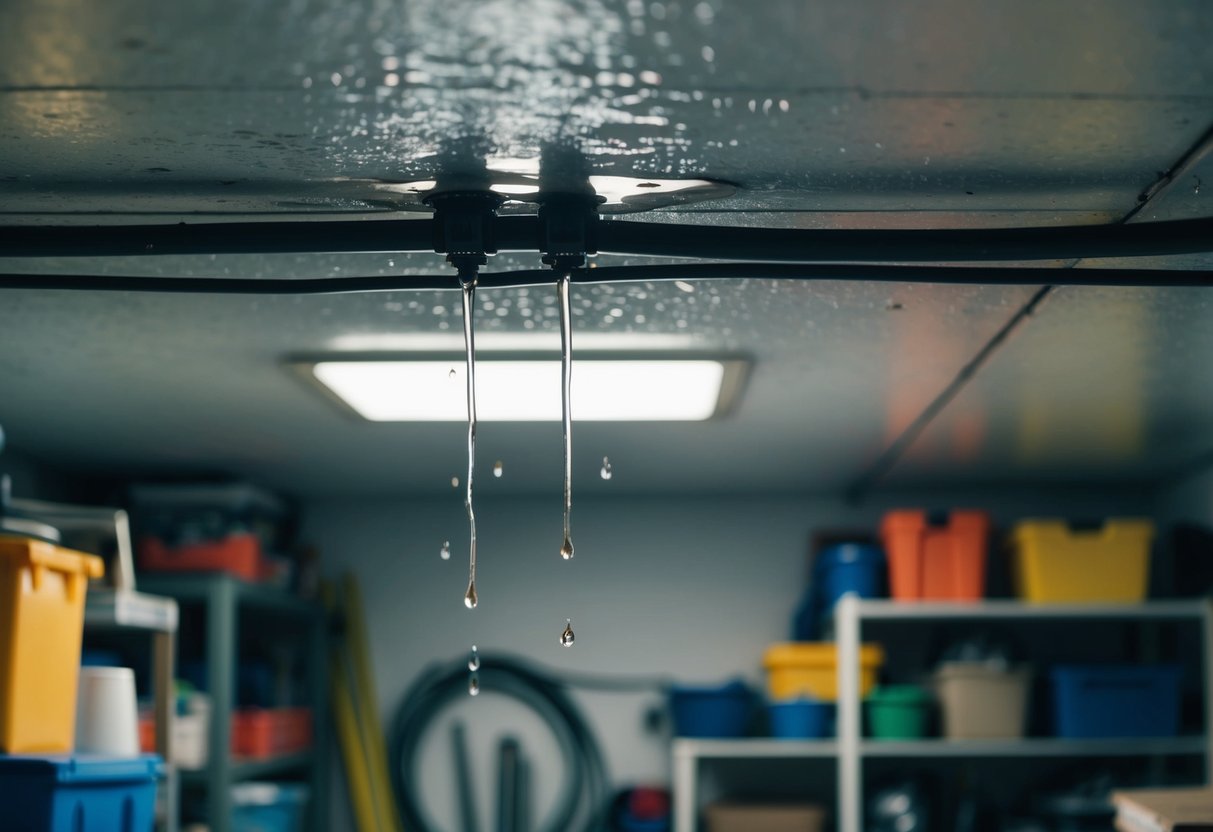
[668,681,753,738]
[1051,665,1182,739]
[0,754,160,832]
[793,543,885,640]
[232,781,310,832]
[769,699,833,739]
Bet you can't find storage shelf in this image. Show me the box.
[139,574,319,618]
[674,738,838,759]
[853,599,1208,621]
[85,589,179,632]
[674,737,1205,761]
[180,751,314,785]
[859,737,1207,758]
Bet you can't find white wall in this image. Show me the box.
[304,485,1155,829]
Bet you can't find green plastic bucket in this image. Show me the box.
[866,685,932,739]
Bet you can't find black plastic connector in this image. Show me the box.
[538,193,600,272]
[427,191,504,274]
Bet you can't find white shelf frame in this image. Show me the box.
[835,597,1213,832]
[672,600,1213,832]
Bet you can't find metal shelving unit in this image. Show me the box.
[141,574,328,832]
[672,599,1213,832]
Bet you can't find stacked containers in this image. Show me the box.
[0,536,104,753]
[1010,520,1154,603]
[935,663,1031,739]
[763,643,884,738]
[880,511,989,601]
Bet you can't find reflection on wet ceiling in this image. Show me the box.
[0,0,1211,496]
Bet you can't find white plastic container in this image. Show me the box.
[173,694,210,769]
[76,666,140,756]
[935,662,1031,740]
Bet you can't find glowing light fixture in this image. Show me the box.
[305,359,742,422]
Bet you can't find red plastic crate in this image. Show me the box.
[232,708,313,758]
[138,533,263,581]
[880,510,989,601]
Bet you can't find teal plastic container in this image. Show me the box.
[866,685,932,740]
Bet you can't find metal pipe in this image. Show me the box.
[0,263,1208,295]
[3,215,1213,261]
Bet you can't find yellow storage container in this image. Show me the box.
[1011,519,1153,603]
[0,535,104,753]
[763,642,885,702]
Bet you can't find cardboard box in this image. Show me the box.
[705,802,826,832]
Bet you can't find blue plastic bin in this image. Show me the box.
[769,699,832,739]
[0,754,160,832]
[818,544,885,609]
[232,781,310,832]
[1051,665,1182,739]
[793,543,885,640]
[668,682,753,738]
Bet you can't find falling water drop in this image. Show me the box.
[560,619,575,647]
[493,460,504,478]
[451,476,460,488]
[460,272,480,609]
[468,645,480,671]
[558,273,575,560]
[449,367,457,379]
[600,457,613,480]
[468,673,480,696]
[440,540,451,560]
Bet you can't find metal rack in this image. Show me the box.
[140,574,329,832]
[672,599,1213,832]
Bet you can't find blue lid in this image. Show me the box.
[0,754,161,783]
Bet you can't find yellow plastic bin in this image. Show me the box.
[1011,520,1153,603]
[0,535,104,753]
[763,642,884,702]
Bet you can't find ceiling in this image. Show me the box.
[0,0,1211,498]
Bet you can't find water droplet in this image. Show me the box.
[560,536,575,560]
[451,476,460,488]
[468,673,480,696]
[674,280,695,293]
[560,619,575,647]
[468,645,480,671]
[449,368,457,379]
[440,540,451,560]
[600,457,613,480]
[493,460,503,478]
[464,581,478,609]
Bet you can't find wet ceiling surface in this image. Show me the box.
[0,0,1211,497]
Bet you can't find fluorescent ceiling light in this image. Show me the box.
[309,360,731,421]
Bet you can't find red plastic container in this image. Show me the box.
[138,533,263,581]
[880,510,989,600]
[232,708,313,758]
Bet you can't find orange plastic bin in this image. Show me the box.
[880,510,989,601]
[0,536,104,753]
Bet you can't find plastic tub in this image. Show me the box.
[232,708,313,758]
[1011,520,1154,603]
[1051,665,1181,738]
[231,782,310,832]
[769,700,832,739]
[0,753,160,832]
[763,642,885,702]
[880,510,989,601]
[137,533,262,581]
[0,536,104,753]
[935,662,1030,739]
[867,685,932,740]
[668,682,753,738]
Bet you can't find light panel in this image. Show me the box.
[310,360,728,421]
